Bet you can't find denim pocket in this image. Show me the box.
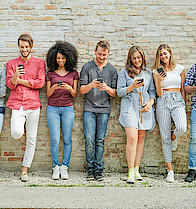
[121,97,132,113]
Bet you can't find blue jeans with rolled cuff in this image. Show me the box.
[83,111,109,173]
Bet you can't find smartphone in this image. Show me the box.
[137,78,144,84]
[157,68,166,77]
[18,64,24,69]
[97,78,103,83]
[18,64,25,74]
[57,81,63,86]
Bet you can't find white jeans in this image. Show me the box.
[11,106,40,168]
[0,113,4,134]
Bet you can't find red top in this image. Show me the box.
[46,70,79,107]
[6,56,45,110]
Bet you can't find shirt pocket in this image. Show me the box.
[121,97,133,113]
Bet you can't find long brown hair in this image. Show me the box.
[125,46,146,78]
[154,44,176,70]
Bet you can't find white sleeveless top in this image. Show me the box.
[153,64,184,89]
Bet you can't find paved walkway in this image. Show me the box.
[0,171,196,208]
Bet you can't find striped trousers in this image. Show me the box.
[156,91,187,162]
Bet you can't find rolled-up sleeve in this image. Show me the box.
[148,74,156,100]
[0,68,7,98]
[117,69,127,97]
[184,64,196,87]
[28,60,45,89]
[6,61,18,89]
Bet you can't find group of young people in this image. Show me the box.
[0,34,196,184]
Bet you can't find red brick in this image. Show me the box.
[45,5,57,10]
[21,147,26,151]
[16,0,24,3]
[8,157,20,161]
[11,5,19,10]
[4,152,15,156]
[36,16,55,21]
[105,138,111,142]
[109,133,117,138]
[165,11,187,16]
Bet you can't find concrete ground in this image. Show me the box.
[0,171,196,208]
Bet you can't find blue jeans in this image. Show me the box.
[47,105,75,167]
[83,111,109,173]
[188,109,196,170]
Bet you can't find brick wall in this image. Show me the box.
[0,0,196,173]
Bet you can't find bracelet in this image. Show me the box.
[157,85,163,88]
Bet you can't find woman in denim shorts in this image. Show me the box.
[117,46,156,184]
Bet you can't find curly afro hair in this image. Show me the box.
[46,41,78,72]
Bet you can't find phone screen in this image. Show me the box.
[97,78,103,83]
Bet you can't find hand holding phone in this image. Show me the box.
[137,78,144,86]
[137,78,144,84]
[97,78,103,83]
[57,81,63,86]
[18,64,25,74]
[157,68,166,77]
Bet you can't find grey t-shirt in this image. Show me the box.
[79,60,117,114]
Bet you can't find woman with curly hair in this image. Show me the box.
[46,41,79,180]
[153,44,187,182]
[117,46,156,184]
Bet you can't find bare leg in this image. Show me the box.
[134,130,146,167]
[125,127,138,169]
[167,162,173,170]
[21,166,28,174]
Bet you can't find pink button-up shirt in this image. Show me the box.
[6,56,45,110]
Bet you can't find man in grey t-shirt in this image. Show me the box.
[80,40,117,181]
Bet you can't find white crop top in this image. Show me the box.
[153,64,184,89]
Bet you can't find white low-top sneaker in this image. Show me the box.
[134,166,143,181]
[127,168,135,184]
[61,165,69,180]
[20,172,29,182]
[52,165,60,180]
[166,170,174,183]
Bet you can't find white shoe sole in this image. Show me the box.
[127,179,135,184]
[61,176,69,180]
[166,179,174,183]
[135,177,143,181]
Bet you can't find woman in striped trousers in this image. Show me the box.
[153,44,187,182]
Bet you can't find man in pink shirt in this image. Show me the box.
[6,34,45,182]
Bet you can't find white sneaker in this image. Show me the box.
[134,166,143,181]
[172,138,178,151]
[20,172,29,182]
[166,170,174,183]
[127,168,135,184]
[61,165,69,180]
[52,165,60,180]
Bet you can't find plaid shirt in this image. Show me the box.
[0,67,7,108]
[183,64,196,110]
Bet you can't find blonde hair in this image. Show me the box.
[154,44,176,71]
[125,45,146,78]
